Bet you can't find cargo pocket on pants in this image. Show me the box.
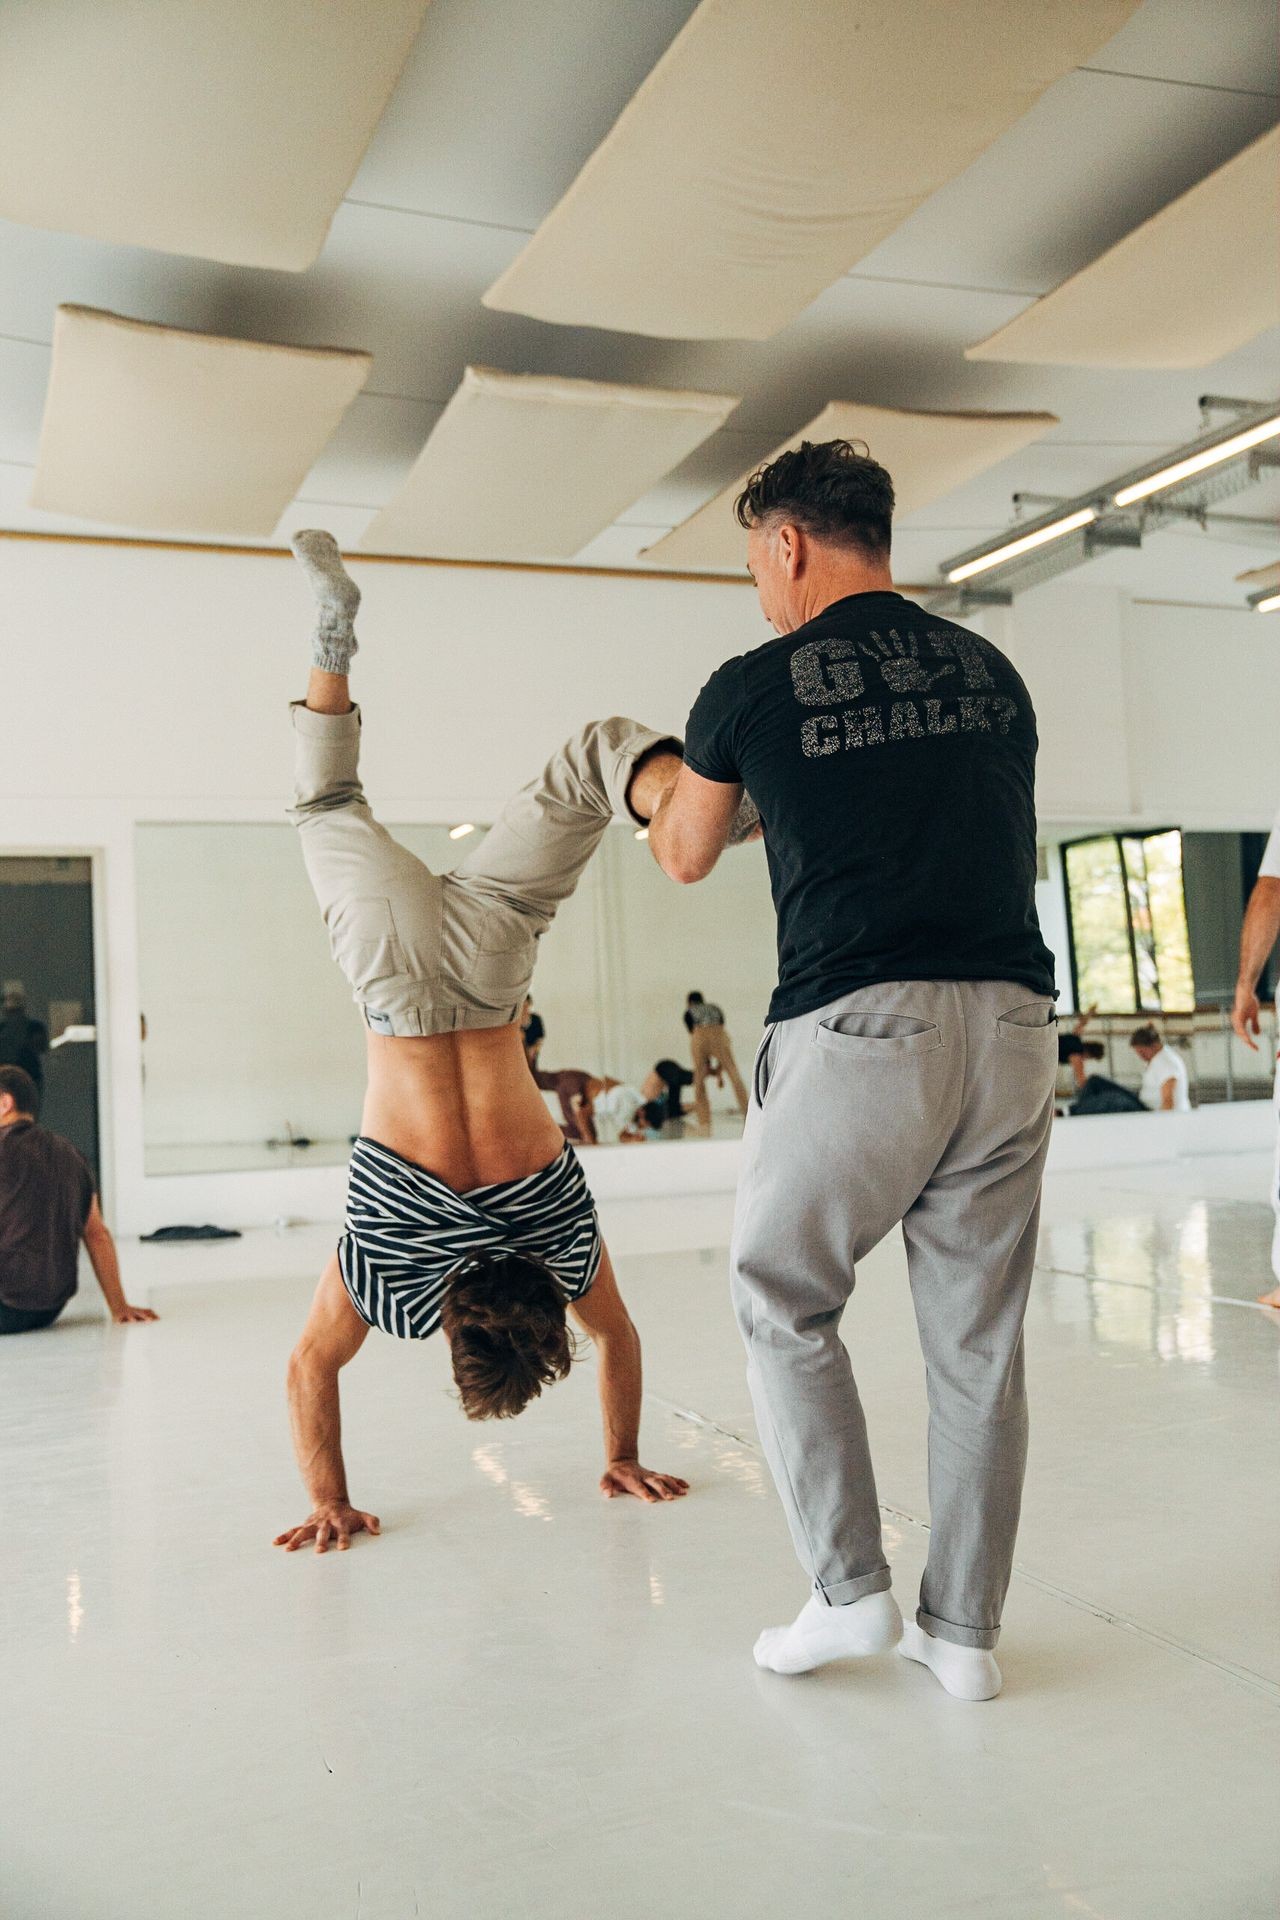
[329,896,405,996]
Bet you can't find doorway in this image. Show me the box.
[0,856,99,1182]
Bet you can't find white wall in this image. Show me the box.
[4,539,758,1226]
[6,536,1278,1227]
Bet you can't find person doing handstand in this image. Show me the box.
[275,534,755,1553]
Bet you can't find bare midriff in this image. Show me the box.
[358,1022,567,1192]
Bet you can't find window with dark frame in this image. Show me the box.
[1062,830,1195,1015]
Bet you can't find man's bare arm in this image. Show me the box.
[648,763,744,885]
[82,1199,157,1324]
[274,1255,379,1554]
[1232,876,1280,1049]
[570,1248,688,1504]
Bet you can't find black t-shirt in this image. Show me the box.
[684,591,1055,1024]
[0,1119,94,1312]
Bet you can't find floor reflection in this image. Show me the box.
[1038,1198,1277,1367]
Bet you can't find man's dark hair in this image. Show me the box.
[1059,1034,1084,1060]
[641,1099,667,1132]
[1130,1024,1161,1051]
[734,438,894,560]
[1082,1040,1106,1060]
[687,992,703,1005]
[0,1063,38,1114]
[440,1253,575,1420]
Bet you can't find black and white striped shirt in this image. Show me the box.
[338,1136,601,1341]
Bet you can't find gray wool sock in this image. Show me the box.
[291,530,361,674]
[727,790,761,846]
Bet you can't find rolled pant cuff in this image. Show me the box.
[289,699,361,739]
[816,1567,892,1607]
[916,1607,1000,1650]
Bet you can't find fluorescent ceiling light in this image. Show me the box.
[449,823,476,841]
[1113,417,1280,508]
[946,509,1097,584]
[1252,591,1280,614]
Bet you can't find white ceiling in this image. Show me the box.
[0,0,1276,603]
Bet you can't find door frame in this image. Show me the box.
[0,844,112,1216]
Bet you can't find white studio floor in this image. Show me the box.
[3,1150,1278,1920]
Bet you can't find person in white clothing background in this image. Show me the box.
[1129,1025,1192,1112]
[1230,809,1280,1308]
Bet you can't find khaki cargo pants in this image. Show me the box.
[288,703,677,1037]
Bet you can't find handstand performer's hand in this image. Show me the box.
[273,1502,381,1554]
[600,1459,690,1503]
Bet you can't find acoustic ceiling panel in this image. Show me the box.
[0,1,430,270]
[483,0,1139,341]
[360,366,740,561]
[31,307,372,535]
[967,126,1280,369]
[643,403,1058,573]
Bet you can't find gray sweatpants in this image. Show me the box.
[288,703,677,1037]
[731,979,1057,1649]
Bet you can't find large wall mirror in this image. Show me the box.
[1046,826,1276,1111]
[136,819,777,1175]
[137,819,1276,1174]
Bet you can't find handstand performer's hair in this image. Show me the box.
[441,1254,575,1420]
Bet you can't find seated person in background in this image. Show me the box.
[641,1058,694,1125]
[1064,1036,1144,1116]
[1131,1024,1191,1112]
[520,997,545,1072]
[0,1066,156,1333]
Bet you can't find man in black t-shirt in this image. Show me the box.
[647,440,1058,1702]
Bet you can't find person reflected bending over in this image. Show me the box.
[274,534,757,1553]
[684,991,749,1129]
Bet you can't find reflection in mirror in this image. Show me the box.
[1045,826,1276,1115]
[136,818,778,1174]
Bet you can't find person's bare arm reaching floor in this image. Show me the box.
[82,1198,157,1325]
[570,1249,689,1504]
[275,1256,379,1554]
[276,1246,686,1550]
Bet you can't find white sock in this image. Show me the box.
[753,1589,902,1675]
[291,529,361,674]
[897,1621,1002,1700]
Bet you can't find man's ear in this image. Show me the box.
[779,523,804,580]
